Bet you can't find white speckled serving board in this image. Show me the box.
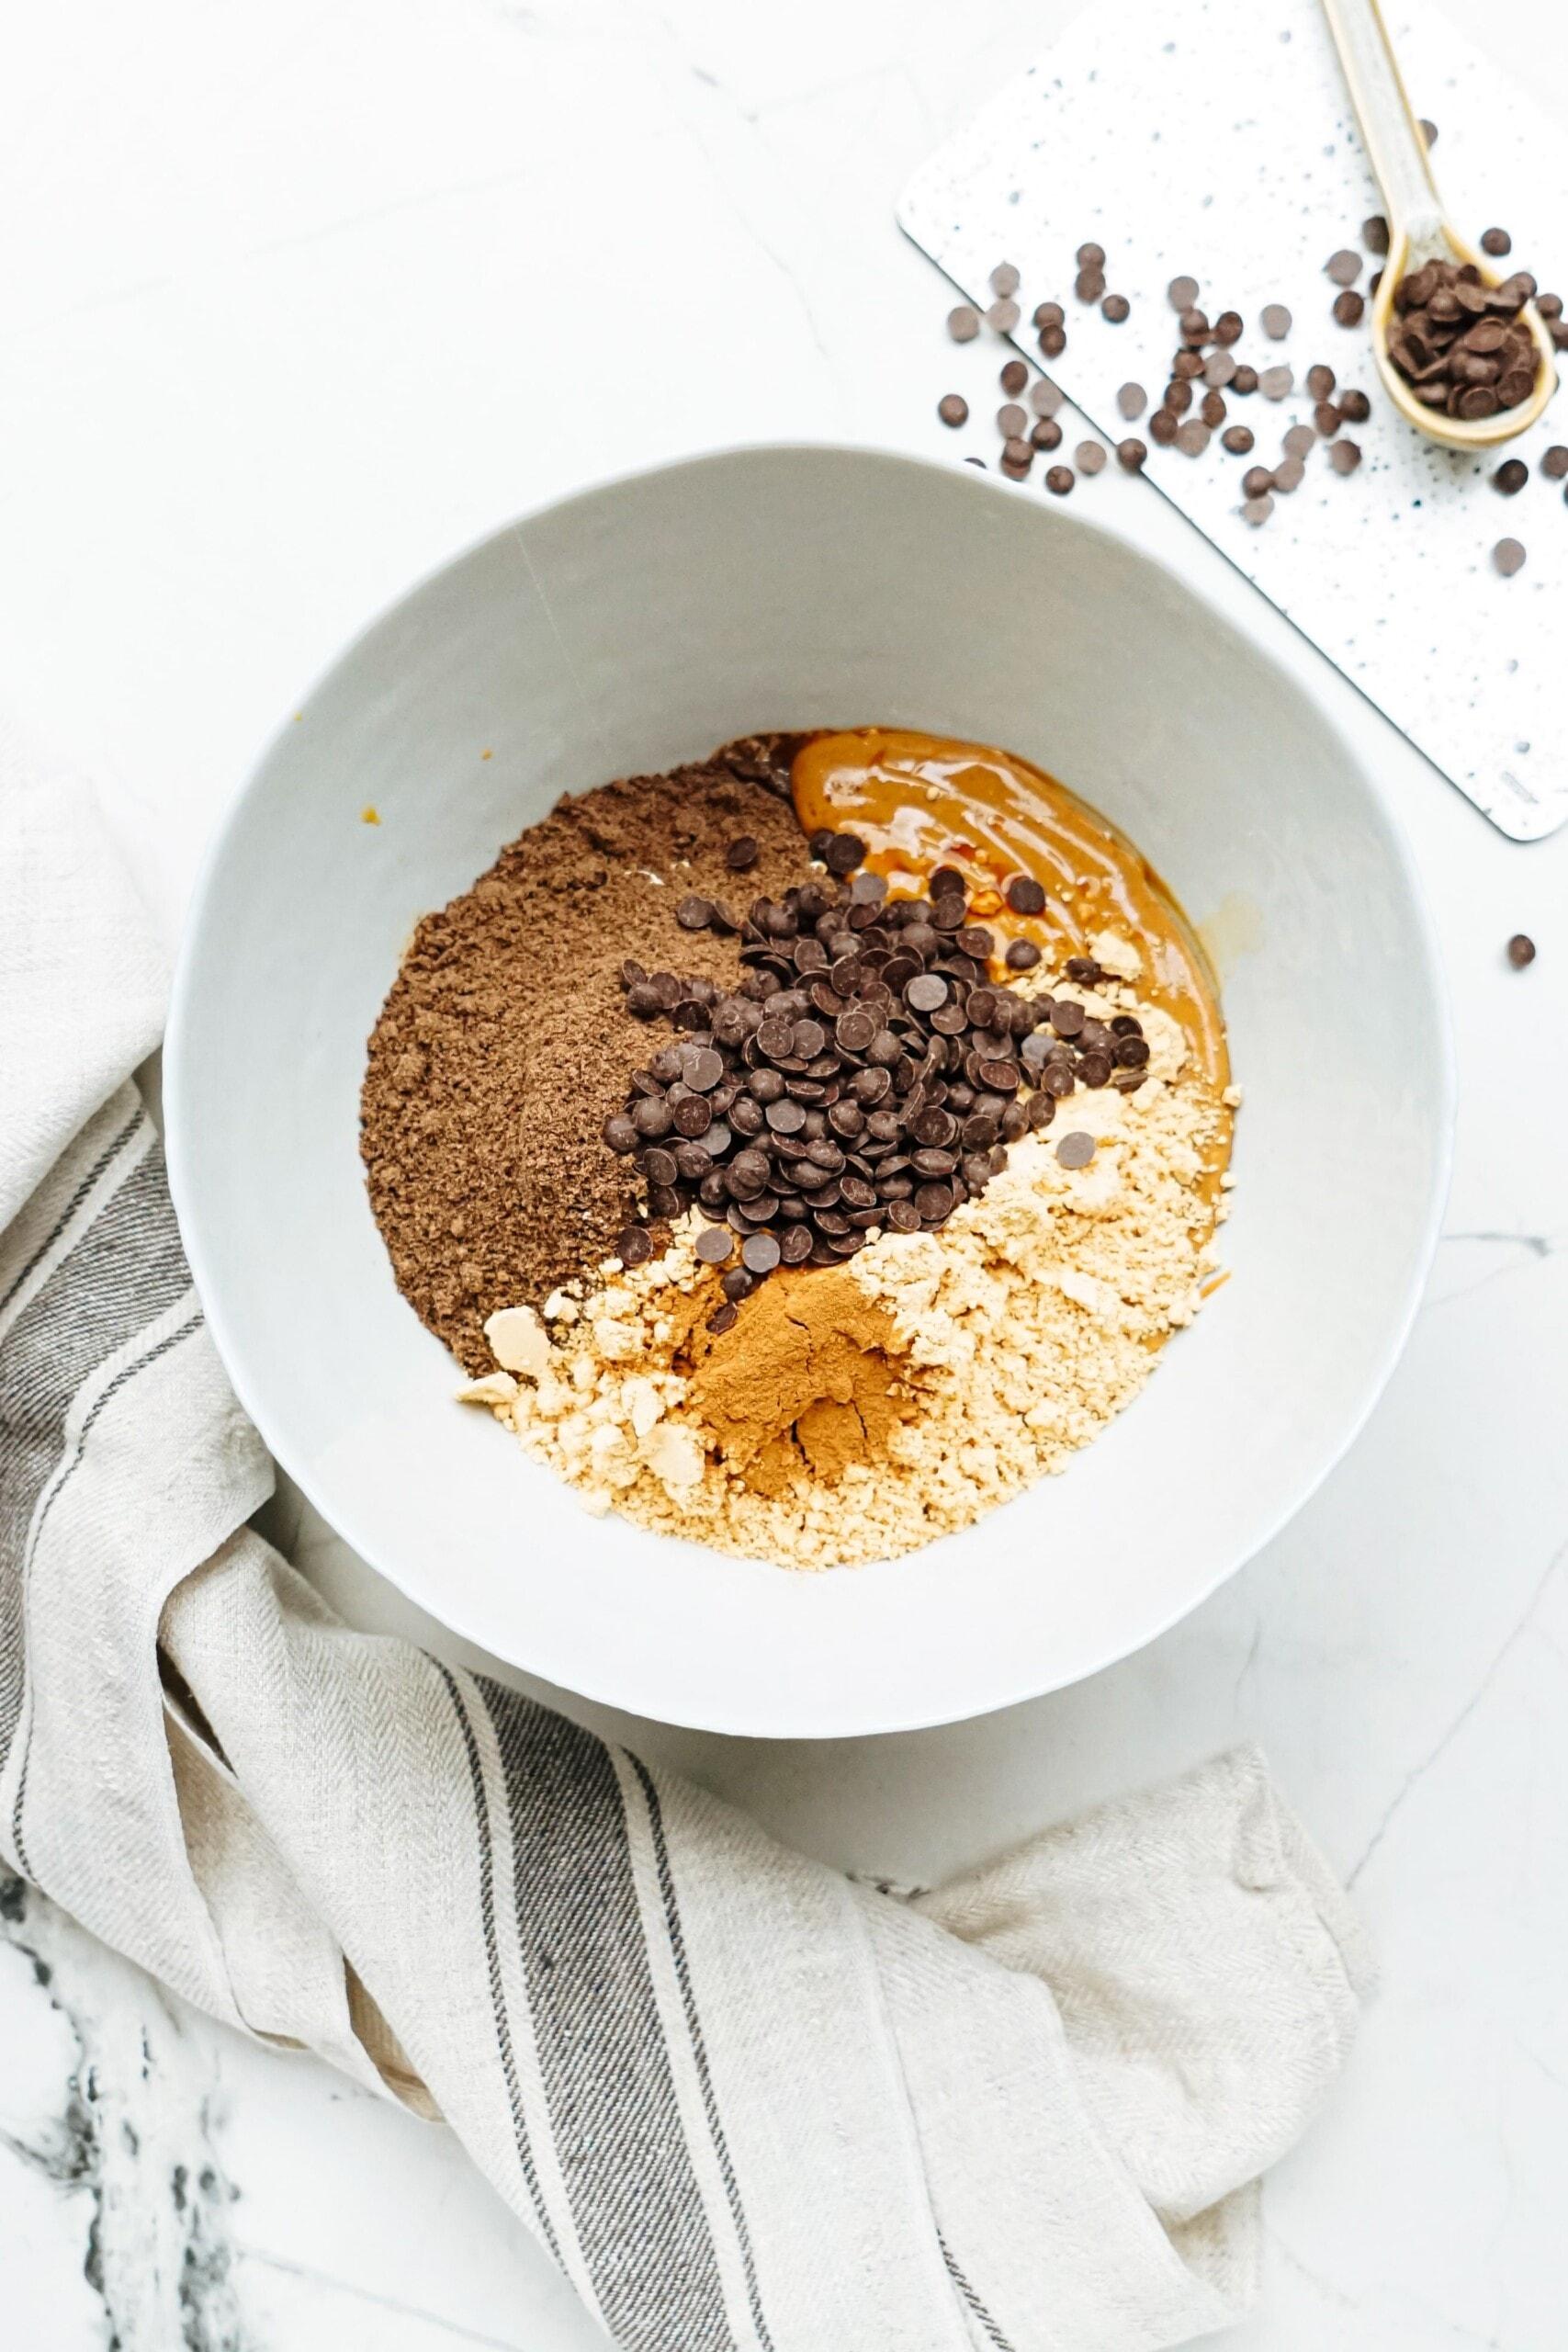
[899,0,1568,841]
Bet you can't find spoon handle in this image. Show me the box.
[1319,0,1443,240]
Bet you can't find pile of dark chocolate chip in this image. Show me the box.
[1387,258,1541,420]
[602,836,1147,1329]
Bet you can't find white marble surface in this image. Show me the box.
[4,1,1567,2346]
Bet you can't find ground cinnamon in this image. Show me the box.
[680,1266,914,1497]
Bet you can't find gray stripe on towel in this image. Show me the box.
[476,1679,736,2352]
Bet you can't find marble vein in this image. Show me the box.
[1347,1538,1568,1890]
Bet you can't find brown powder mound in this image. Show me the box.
[680,1266,915,1498]
[360,739,810,1375]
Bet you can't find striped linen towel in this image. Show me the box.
[0,728,1371,2351]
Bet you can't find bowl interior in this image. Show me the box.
[166,445,1450,1736]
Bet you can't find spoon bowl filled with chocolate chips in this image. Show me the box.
[165,443,1451,1736]
[1321,0,1556,447]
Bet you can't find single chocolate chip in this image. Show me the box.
[1363,214,1390,254]
[1242,495,1274,526]
[1038,324,1066,358]
[1283,423,1316,458]
[1117,436,1148,471]
[1033,300,1065,330]
[998,401,1029,437]
[1494,459,1529,495]
[1031,416,1063,450]
[1272,454,1305,492]
[694,1226,733,1265]
[999,357,1028,395]
[1077,441,1108,474]
[1077,241,1106,269]
[937,393,968,427]
[1508,933,1536,967]
[1419,119,1438,145]
[1325,249,1361,286]
[617,1225,653,1266]
[824,832,866,876]
[765,1098,806,1136]
[1333,290,1365,326]
[1329,439,1362,474]
[1165,378,1194,414]
[720,1266,755,1302]
[947,304,981,342]
[1168,274,1200,310]
[1176,419,1210,456]
[1306,362,1337,400]
[1148,408,1179,445]
[1480,226,1512,256]
[1055,1131,1096,1170]
[1259,365,1293,400]
[1101,293,1131,323]
[1172,349,1203,381]
[1493,537,1526,576]
[1044,465,1075,493]
[673,1096,713,1138]
[1222,424,1254,454]
[1261,303,1292,339]
[990,260,1021,297]
[604,1114,639,1154]
[1204,349,1237,387]
[1117,381,1146,418]
[1544,446,1568,479]
[1006,875,1046,914]
[676,894,713,931]
[1339,389,1371,421]
[1005,939,1041,971]
[740,1231,781,1275]
[986,298,1021,332]
[1200,390,1227,427]
[1214,311,1244,345]
[1075,268,1106,303]
[906,973,950,1012]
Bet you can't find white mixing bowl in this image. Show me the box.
[165,444,1451,1736]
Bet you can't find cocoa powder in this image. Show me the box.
[360,739,810,1374]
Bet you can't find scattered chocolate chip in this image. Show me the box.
[1006,876,1047,914]
[676,894,713,930]
[616,1225,653,1266]
[1117,381,1147,418]
[1507,933,1536,967]
[990,260,1021,297]
[1480,227,1511,257]
[1077,440,1108,474]
[986,298,1021,333]
[1031,416,1063,450]
[1306,362,1337,401]
[1222,424,1254,455]
[1259,365,1293,400]
[1332,289,1365,326]
[1204,349,1237,388]
[1213,311,1243,345]
[998,401,1029,438]
[1044,465,1075,493]
[1200,390,1227,427]
[1543,446,1568,479]
[1283,423,1316,458]
[1242,495,1274,526]
[1117,437,1147,471]
[695,1225,733,1264]
[1055,1131,1096,1169]
[1101,293,1131,323]
[1176,419,1211,457]
[999,358,1029,397]
[1494,459,1529,494]
[1363,214,1390,254]
[1231,364,1259,395]
[823,831,866,876]
[1033,300,1065,330]
[1325,249,1361,287]
[1493,537,1526,576]
[947,304,980,343]
[1261,302,1292,339]
[1038,324,1066,358]
[1329,438,1362,474]
[1168,274,1200,310]
[1338,388,1371,422]
[1272,454,1305,493]
[1074,268,1105,303]
[1005,939,1041,970]
[1419,119,1438,146]
[937,393,968,427]
[1029,379,1064,417]
[1149,408,1179,445]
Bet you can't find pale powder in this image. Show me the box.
[467,977,1232,1568]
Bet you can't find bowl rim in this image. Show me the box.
[164,437,1457,1736]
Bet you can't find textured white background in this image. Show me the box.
[4,3,1568,2348]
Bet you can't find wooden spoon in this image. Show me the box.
[1320,0,1556,450]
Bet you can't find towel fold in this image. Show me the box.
[0,731,1370,2351]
